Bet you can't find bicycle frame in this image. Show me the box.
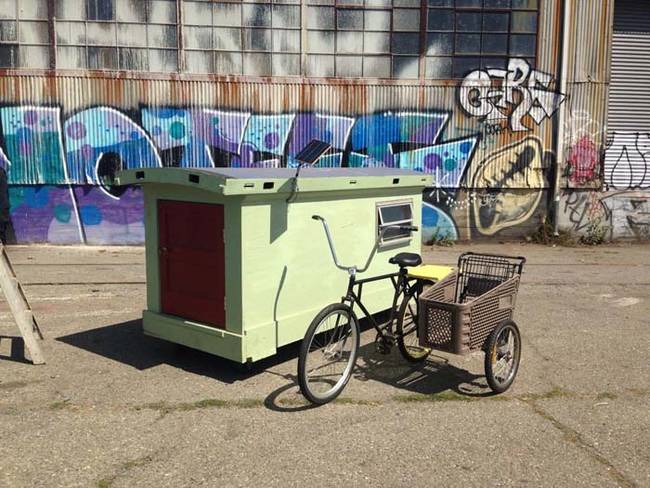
[341,268,418,342]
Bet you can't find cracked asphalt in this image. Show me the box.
[0,242,648,487]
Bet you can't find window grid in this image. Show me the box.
[54,0,178,72]
[425,0,539,78]
[2,0,539,80]
[0,0,50,69]
[183,0,302,76]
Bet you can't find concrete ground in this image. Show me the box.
[0,242,648,488]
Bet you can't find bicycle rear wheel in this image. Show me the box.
[396,281,432,363]
[298,303,360,405]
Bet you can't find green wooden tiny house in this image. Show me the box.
[116,168,432,363]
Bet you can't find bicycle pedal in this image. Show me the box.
[375,342,392,355]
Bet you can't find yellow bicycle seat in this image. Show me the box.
[407,264,454,282]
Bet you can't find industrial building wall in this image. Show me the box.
[0,0,632,245]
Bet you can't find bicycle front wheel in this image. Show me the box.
[396,281,432,363]
[298,303,360,405]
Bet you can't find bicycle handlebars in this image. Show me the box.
[312,214,419,275]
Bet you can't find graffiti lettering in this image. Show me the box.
[459,58,566,132]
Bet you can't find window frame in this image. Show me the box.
[376,199,415,247]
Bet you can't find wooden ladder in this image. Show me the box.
[0,244,44,364]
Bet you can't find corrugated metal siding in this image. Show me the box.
[0,73,556,188]
[604,0,650,189]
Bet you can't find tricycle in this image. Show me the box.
[299,215,526,405]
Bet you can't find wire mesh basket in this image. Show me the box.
[418,252,525,355]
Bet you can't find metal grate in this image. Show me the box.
[456,252,525,303]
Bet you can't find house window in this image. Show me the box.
[0,0,50,68]
[426,0,539,79]
[377,200,414,245]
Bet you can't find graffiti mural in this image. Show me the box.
[469,137,549,236]
[604,132,650,190]
[600,192,650,239]
[0,105,483,244]
[459,58,566,133]
[566,136,600,186]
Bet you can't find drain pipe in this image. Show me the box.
[553,0,571,235]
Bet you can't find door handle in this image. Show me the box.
[159,247,168,255]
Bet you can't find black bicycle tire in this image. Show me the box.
[396,281,432,363]
[484,319,521,394]
[298,303,360,405]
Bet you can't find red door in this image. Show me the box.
[158,200,225,329]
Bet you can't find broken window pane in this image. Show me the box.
[87,0,114,21]
[0,44,17,67]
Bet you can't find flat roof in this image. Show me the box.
[116,167,433,196]
[187,167,426,179]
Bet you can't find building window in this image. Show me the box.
[426,0,539,79]
[305,1,421,79]
[0,0,50,68]
[55,0,178,72]
[183,0,301,76]
[377,200,414,245]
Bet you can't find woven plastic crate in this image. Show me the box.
[418,253,525,355]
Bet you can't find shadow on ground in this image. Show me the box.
[58,318,491,411]
[57,319,301,384]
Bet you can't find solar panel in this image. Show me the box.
[294,140,332,165]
